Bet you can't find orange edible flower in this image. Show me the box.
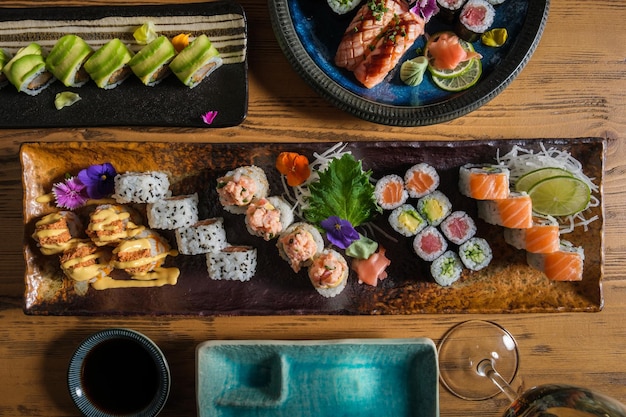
[276,152,311,186]
[172,33,191,52]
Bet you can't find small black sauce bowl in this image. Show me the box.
[67,328,170,417]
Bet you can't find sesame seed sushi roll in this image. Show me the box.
[32,211,83,255]
[526,241,584,282]
[111,229,175,276]
[440,211,477,245]
[430,251,463,286]
[459,163,510,200]
[417,190,452,226]
[175,218,228,255]
[477,191,534,229]
[276,222,324,273]
[459,237,492,271]
[503,215,560,254]
[206,245,257,281]
[169,34,223,89]
[375,174,408,210]
[59,240,113,283]
[3,43,56,96]
[147,193,199,230]
[404,163,440,199]
[128,35,176,86]
[86,204,143,247]
[0,48,11,89]
[436,0,467,24]
[389,204,427,237]
[245,196,294,241]
[308,249,349,298]
[216,165,269,214]
[83,38,134,89]
[113,171,170,204]
[45,34,93,87]
[413,226,448,262]
[455,0,496,42]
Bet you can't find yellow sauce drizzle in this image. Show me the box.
[91,267,180,290]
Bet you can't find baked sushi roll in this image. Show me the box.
[128,36,176,86]
[413,226,448,262]
[216,166,269,214]
[45,34,93,87]
[455,0,496,42]
[86,204,143,247]
[169,34,223,89]
[83,38,134,89]
[3,43,55,96]
[32,211,83,255]
[59,240,113,283]
[175,218,228,255]
[245,196,294,241]
[430,250,463,286]
[276,222,324,273]
[308,249,349,298]
[112,171,170,204]
[0,48,11,89]
[111,229,174,276]
[459,237,492,271]
[389,204,427,237]
[206,245,257,281]
[147,193,199,230]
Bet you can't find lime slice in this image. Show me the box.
[527,176,591,216]
[431,57,482,92]
[515,167,574,193]
[425,32,475,79]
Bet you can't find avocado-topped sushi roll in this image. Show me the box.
[0,48,11,88]
[169,34,223,88]
[128,36,176,86]
[84,39,134,89]
[46,35,93,87]
[3,43,56,96]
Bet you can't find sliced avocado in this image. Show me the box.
[45,35,93,87]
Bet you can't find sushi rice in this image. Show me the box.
[430,250,463,286]
[388,204,427,237]
[404,163,440,199]
[413,226,448,262]
[458,237,492,271]
[113,171,171,204]
[417,190,452,226]
[375,174,408,210]
[206,245,257,281]
[147,193,199,230]
[440,210,477,245]
[175,217,228,255]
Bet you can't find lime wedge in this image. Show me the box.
[527,176,591,216]
[431,57,482,92]
[515,167,574,193]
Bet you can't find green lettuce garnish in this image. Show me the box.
[303,154,381,227]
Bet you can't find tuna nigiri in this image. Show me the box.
[478,192,534,229]
[527,242,584,281]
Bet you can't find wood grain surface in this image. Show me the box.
[1,0,626,416]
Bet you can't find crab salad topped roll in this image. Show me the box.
[216,165,269,214]
[308,249,349,298]
[245,196,294,241]
[276,222,324,273]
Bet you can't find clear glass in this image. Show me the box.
[438,320,626,417]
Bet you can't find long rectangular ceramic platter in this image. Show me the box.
[196,339,439,417]
[21,138,604,315]
[0,2,247,127]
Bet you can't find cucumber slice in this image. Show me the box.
[84,39,134,89]
[128,36,176,86]
[46,35,93,87]
[170,35,222,88]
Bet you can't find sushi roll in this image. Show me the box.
[417,190,452,226]
[413,226,448,262]
[440,211,477,245]
[45,34,93,87]
[83,38,134,89]
[206,245,257,281]
[389,204,427,237]
[503,216,560,254]
[86,204,143,247]
[375,174,408,210]
[526,241,584,281]
[216,165,269,214]
[459,163,510,200]
[485,0,506,5]
[404,163,440,199]
[455,0,496,42]
[3,43,55,96]
[0,48,11,89]
[128,36,176,86]
[111,229,175,276]
[436,0,467,24]
[308,249,349,298]
[276,222,324,273]
[32,211,83,255]
[245,196,294,241]
[147,193,199,230]
[430,251,463,286]
[169,34,223,89]
[59,240,113,283]
[477,192,534,229]
[459,237,492,271]
[113,171,170,204]
[175,218,228,255]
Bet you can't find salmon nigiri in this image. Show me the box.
[478,192,534,229]
[527,242,584,281]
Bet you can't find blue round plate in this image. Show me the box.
[269,0,549,126]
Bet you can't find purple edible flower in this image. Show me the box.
[202,110,218,125]
[410,0,439,22]
[52,177,88,209]
[321,216,360,250]
[77,163,117,199]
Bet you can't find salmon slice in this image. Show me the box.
[478,193,533,229]
[527,245,584,281]
[468,172,509,200]
[406,171,435,196]
[523,223,560,253]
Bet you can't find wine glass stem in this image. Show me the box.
[477,359,519,403]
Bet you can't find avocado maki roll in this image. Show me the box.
[128,36,176,86]
[169,34,223,89]
[0,48,11,89]
[84,39,134,89]
[46,35,94,87]
[3,43,56,96]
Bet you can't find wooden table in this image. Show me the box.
[1,0,625,416]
